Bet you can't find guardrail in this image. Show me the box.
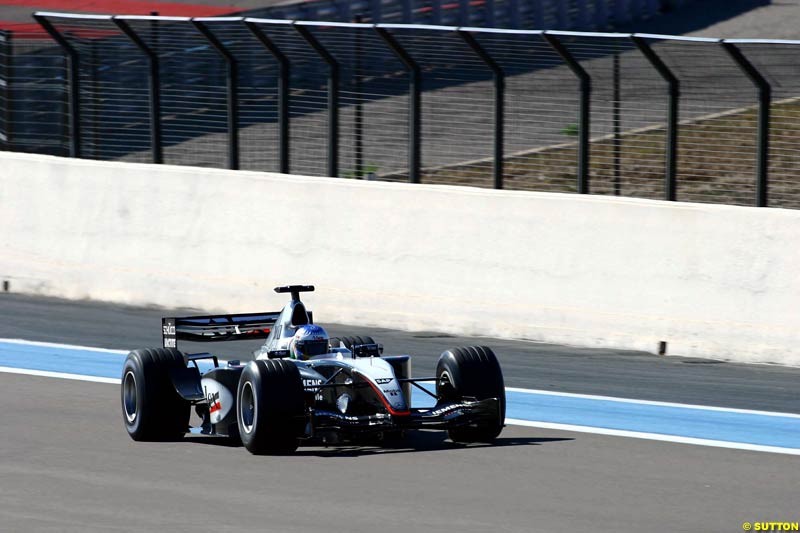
[3,12,800,209]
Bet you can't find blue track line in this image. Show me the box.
[0,340,127,378]
[1,339,798,451]
[504,390,800,449]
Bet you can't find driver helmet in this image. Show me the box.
[289,324,329,360]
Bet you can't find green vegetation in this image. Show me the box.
[343,163,380,180]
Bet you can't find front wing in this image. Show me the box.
[309,397,501,435]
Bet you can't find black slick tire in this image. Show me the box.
[236,359,305,455]
[337,336,377,354]
[435,346,505,443]
[121,348,190,441]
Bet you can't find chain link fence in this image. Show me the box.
[3,13,800,209]
[1,26,69,157]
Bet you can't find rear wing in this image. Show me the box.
[162,312,281,349]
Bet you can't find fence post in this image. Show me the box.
[192,19,239,170]
[244,20,291,174]
[722,41,770,208]
[543,31,590,194]
[0,30,11,149]
[459,29,504,189]
[34,14,81,158]
[375,26,421,184]
[114,17,163,164]
[295,22,339,178]
[631,34,679,202]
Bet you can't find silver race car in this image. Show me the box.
[121,285,505,454]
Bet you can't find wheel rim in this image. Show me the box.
[438,370,457,400]
[123,370,138,424]
[240,381,256,434]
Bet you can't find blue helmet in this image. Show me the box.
[290,324,329,360]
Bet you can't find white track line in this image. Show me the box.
[505,387,800,419]
[0,338,127,354]
[506,419,800,456]
[0,366,120,384]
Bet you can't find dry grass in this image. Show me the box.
[378,100,800,209]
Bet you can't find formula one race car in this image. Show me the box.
[121,285,505,454]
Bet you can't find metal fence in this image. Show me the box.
[4,13,800,209]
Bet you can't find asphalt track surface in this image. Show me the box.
[1,293,799,532]
[2,293,800,413]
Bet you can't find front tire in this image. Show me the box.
[436,346,505,443]
[237,359,305,454]
[121,348,190,441]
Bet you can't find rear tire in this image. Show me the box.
[342,336,376,349]
[121,348,190,441]
[436,346,505,443]
[237,359,305,454]
[336,336,377,354]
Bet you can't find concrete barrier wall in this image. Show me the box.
[2,152,799,366]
